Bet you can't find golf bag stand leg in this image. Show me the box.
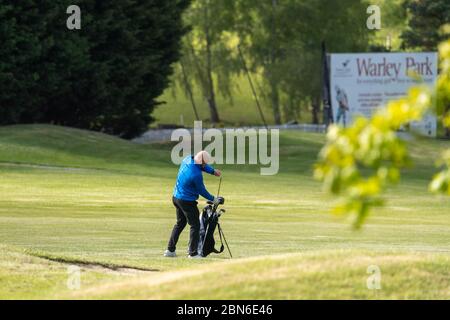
[218,224,232,258]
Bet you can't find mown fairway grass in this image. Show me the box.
[0,125,448,299]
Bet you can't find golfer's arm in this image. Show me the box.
[202,164,215,175]
[195,176,215,201]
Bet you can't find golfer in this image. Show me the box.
[164,151,223,259]
[335,85,350,127]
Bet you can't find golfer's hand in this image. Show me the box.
[214,197,225,205]
[214,169,222,177]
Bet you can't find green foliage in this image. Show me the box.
[436,38,450,121]
[172,0,370,125]
[401,0,450,50]
[174,0,240,123]
[430,150,450,195]
[430,40,450,195]
[235,0,369,124]
[0,1,190,138]
[182,0,239,97]
[315,40,450,228]
[367,0,407,51]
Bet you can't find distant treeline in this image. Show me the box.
[0,1,190,138]
[174,0,449,127]
[0,0,448,138]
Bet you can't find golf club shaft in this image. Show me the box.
[217,176,222,197]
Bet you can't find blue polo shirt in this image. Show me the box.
[173,156,215,202]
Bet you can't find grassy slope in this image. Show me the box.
[0,244,122,300]
[154,76,316,127]
[71,251,449,300]
[154,76,271,127]
[0,124,449,299]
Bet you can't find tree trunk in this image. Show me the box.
[204,1,220,124]
[270,80,281,124]
[205,46,220,123]
[269,0,281,125]
[311,96,320,125]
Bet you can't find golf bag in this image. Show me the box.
[197,201,232,258]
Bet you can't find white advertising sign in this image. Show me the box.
[330,52,438,137]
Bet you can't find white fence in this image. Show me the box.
[133,124,326,144]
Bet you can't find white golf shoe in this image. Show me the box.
[164,250,177,258]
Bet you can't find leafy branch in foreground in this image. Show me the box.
[430,39,450,195]
[315,39,450,228]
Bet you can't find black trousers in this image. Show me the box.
[168,197,200,256]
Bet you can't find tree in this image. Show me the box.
[401,0,450,51]
[236,0,368,125]
[367,0,407,52]
[177,0,239,124]
[234,0,283,124]
[0,1,190,138]
[0,1,49,125]
[401,0,450,138]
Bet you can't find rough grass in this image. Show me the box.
[69,250,449,300]
[0,124,448,299]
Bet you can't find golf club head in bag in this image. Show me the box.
[197,200,232,258]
